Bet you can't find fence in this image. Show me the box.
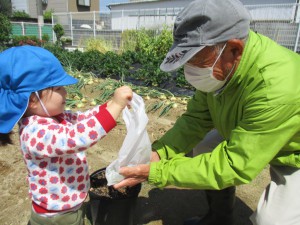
[247,3,300,52]
[11,22,54,42]
[11,3,300,52]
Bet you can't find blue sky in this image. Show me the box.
[100,0,130,11]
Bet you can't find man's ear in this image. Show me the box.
[227,39,244,61]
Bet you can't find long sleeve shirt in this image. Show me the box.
[149,30,300,190]
[18,103,116,213]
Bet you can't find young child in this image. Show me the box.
[0,46,132,225]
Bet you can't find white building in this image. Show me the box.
[106,0,300,51]
[107,0,299,30]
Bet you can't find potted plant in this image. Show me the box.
[61,36,72,48]
[89,167,141,225]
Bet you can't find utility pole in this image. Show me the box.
[36,0,44,39]
[37,0,43,24]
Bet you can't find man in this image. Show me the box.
[114,0,300,224]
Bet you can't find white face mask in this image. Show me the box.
[184,44,233,93]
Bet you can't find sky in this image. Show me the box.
[100,0,130,11]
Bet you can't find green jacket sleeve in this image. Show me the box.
[149,99,300,189]
[152,90,214,159]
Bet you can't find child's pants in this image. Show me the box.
[194,129,300,225]
[28,204,85,225]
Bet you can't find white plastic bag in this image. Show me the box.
[105,92,152,186]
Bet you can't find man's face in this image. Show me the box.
[186,39,244,81]
[187,46,219,68]
[186,45,228,81]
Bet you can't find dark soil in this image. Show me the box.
[89,168,141,200]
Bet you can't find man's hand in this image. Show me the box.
[113,164,150,189]
[113,151,160,189]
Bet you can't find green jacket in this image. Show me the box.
[149,30,300,190]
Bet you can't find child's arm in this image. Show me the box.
[106,86,133,120]
[63,86,132,123]
[19,86,133,158]
[19,105,114,158]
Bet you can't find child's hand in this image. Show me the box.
[112,86,133,109]
[106,86,133,120]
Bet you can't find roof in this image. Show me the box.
[108,0,165,8]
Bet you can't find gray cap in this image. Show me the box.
[160,0,251,72]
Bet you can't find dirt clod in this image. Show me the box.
[90,169,141,200]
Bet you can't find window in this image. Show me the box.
[77,0,90,7]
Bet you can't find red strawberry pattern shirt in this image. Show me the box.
[18,104,116,213]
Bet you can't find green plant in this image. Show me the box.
[43,9,54,20]
[42,34,50,42]
[12,10,30,18]
[0,13,12,45]
[53,23,64,44]
[121,50,149,66]
[61,36,72,48]
[0,0,12,16]
[61,36,72,43]
[84,38,113,53]
[135,29,155,54]
[98,51,131,79]
[11,35,45,47]
[0,45,8,52]
[136,63,171,87]
[151,26,173,59]
[121,27,172,61]
[77,50,105,72]
[63,50,84,71]
[121,29,154,54]
[120,30,138,52]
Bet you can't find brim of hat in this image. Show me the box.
[53,72,78,87]
[0,73,78,134]
[160,45,205,72]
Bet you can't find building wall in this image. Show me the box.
[43,0,68,14]
[68,0,99,12]
[11,0,28,13]
[28,0,37,17]
[242,0,297,5]
[109,0,188,11]
[108,0,299,30]
[11,0,99,18]
[108,0,297,11]
[90,0,100,11]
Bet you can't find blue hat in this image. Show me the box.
[0,46,78,133]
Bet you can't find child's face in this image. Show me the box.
[40,86,67,116]
[27,86,68,117]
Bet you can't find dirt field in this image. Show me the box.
[0,85,270,225]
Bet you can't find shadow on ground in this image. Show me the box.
[86,187,253,225]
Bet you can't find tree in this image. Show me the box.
[53,23,64,45]
[0,13,12,45]
[0,0,12,16]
